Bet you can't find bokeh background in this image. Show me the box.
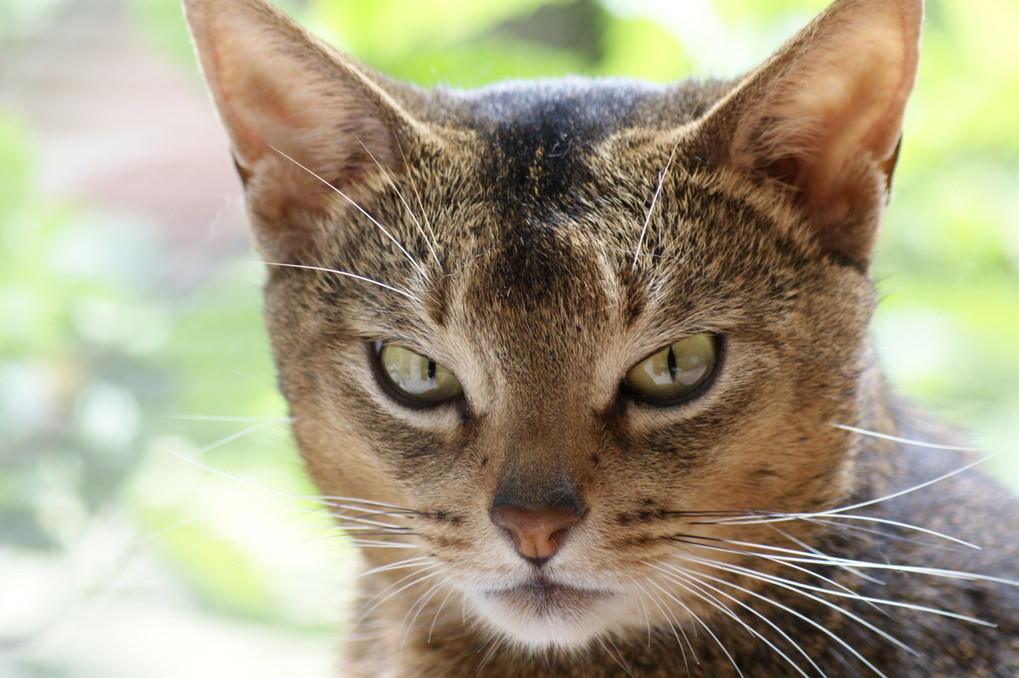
[1,0,1017,675]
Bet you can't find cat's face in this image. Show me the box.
[184,0,920,651]
[259,97,879,647]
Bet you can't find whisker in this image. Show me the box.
[651,563,819,678]
[643,574,744,677]
[354,565,444,627]
[396,143,442,271]
[355,556,434,582]
[598,636,636,678]
[663,558,894,678]
[133,514,209,546]
[763,523,886,588]
[707,511,980,551]
[311,494,408,508]
[331,513,414,531]
[428,585,457,643]
[800,514,979,550]
[356,135,442,270]
[190,484,412,536]
[819,451,1007,518]
[624,575,654,647]
[180,418,291,457]
[673,555,915,654]
[263,261,421,302]
[627,575,694,668]
[168,449,420,552]
[166,414,296,423]
[475,637,501,677]
[832,423,993,452]
[341,539,422,550]
[673,533,1019,592]
[632,143,679,268]
[677,544,999,627]
[267,144,425,275]
[400,579,447,654]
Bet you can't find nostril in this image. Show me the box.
[490,503,584,564]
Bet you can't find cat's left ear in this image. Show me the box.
[696,0,922,264]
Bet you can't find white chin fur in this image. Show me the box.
[468,589,622,650]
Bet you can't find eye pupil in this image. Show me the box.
[625,334,718,404]
[377,344,463,405]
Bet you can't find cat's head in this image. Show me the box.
[184,0,921,651]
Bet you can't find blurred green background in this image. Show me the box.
[1,0,1016,675]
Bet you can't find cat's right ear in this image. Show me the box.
[693,0,923,266]
[182,0,430,263]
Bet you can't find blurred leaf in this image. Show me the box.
[142,504,278,619]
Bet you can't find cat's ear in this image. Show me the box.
[182,0,429,262]
[696,0,922,264]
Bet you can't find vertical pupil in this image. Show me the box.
[427,359,437,384]
[666,345,677,381]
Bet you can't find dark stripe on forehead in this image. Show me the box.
[459,78,665,220]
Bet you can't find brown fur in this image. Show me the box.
[183,0,1019,675]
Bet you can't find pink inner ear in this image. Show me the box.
[186,0,405,184]
[728,0,921,209]
[183,0,424,263]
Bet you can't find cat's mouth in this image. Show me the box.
[473,576,621,648]
[486,577,612,610]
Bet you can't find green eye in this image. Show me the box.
[377,343,463,405]
[625,334,718,403]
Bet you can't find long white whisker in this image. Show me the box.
[711,511,980,551]
[627,575,694,668]
[653,563,818,678]
[763,523,886,588]
[632,143,678,268]
[665,559,893,678]
[694,526,888,601]
[683,549,994,629]
[644,574,744,677]
[812,453,1004,523]
[355,565,443,627]
[356,136,441,270]
[305,494,418,513]
[400,579,447,654]
[180,418,290,457]
[803,514,979,550]
[428,585,457,643]
[133,514,209,546]
[341,539,421,550]
[263,261,421,302]
[678,534,1019,590]
[267,144,425,275]
[167,414,296,423]
[673,555,913,652]
[394,116,443,271]
[331,511,413,531]
[624,575,654,647]
[832,423,991,452]
[597,637,636,678]
[356,556,434,581]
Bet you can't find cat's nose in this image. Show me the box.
[490,503,584,566]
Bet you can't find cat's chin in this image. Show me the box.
[470,580,622,649]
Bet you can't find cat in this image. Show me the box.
[181,0,1019,675]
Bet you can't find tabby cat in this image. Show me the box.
[182,0,1019,675]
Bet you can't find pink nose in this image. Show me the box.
[490,504,584,565]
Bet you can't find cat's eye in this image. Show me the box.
[376,343,463,405]
[625,334,718,404]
